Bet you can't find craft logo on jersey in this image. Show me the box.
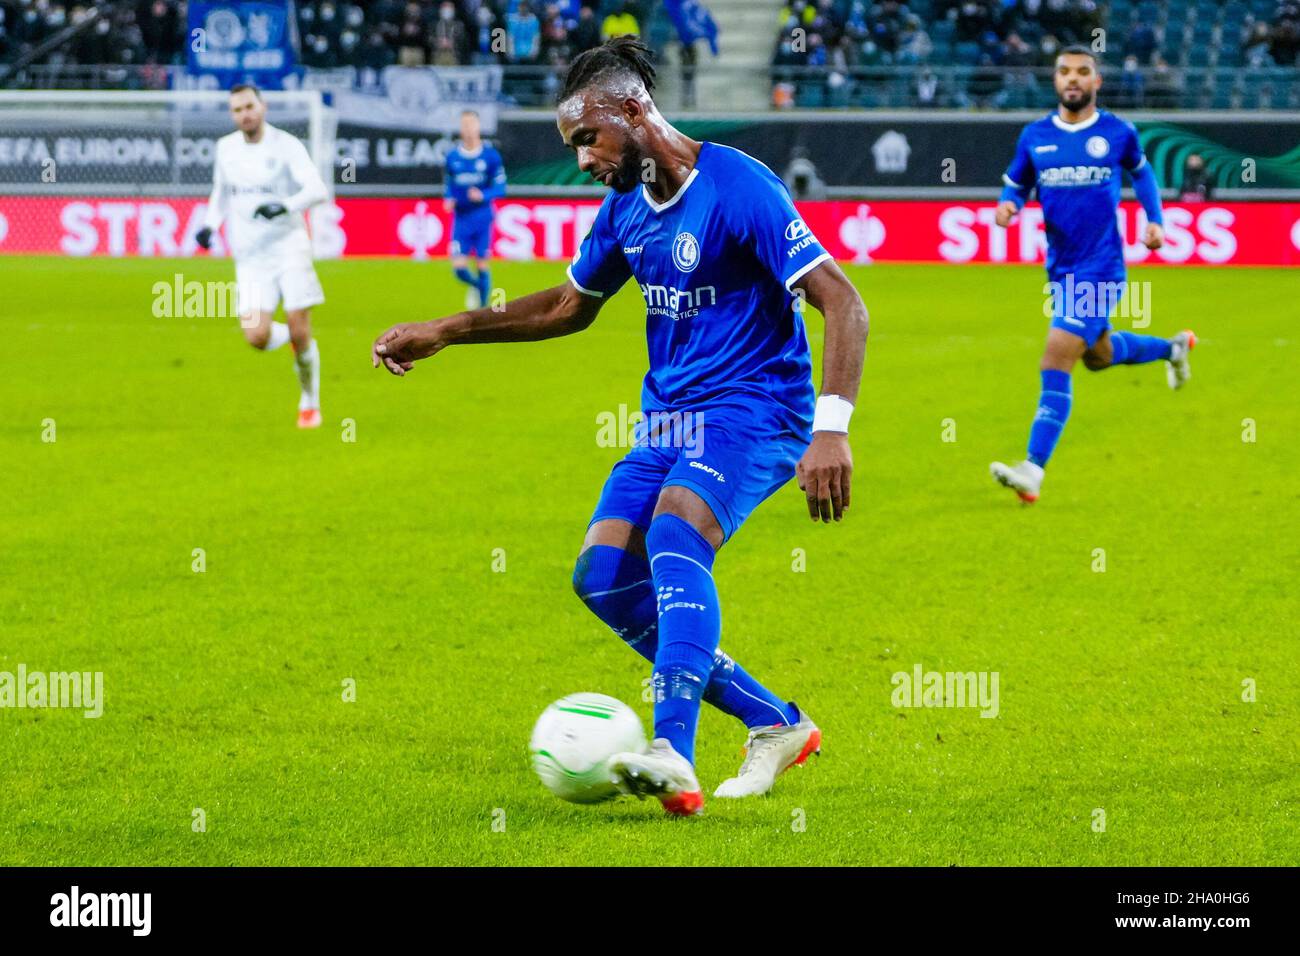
[1085,135,1109,158]
[672,231,700,272]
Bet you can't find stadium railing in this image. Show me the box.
[4,62,1298,113]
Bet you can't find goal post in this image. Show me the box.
[0,89,337,256]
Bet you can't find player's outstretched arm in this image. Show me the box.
[371,280,603,376]
[794,259,869,523]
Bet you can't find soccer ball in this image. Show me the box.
[529,693,646,804]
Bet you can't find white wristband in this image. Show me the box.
[813,395,854,434]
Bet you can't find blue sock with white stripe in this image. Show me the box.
[1027,369,1072,468]
[572,543,798,730]
[572,544,658,659]
[646,514,721,764]
[1109,331,1172,365]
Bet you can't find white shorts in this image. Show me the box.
[235,256,325,316]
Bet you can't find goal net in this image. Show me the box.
[0,89,336,257]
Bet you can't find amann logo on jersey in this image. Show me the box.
[1038,165,1113,187]
[639,281,717,321]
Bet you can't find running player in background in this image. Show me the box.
[444,110,507,309]
[990,46,1196,503]
[196,84,328,429]
[371,38,869,816]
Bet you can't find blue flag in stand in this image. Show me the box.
[665,0,720,57]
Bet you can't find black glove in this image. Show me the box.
[194,226,213,250]
[253,202,288,220]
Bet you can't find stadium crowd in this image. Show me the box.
[771,0,1300,107]
[0,0,651,69]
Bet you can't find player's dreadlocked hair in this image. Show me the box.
[559,35,657,102]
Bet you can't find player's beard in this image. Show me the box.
[608,149,645,193]
[1058,86,1095,112]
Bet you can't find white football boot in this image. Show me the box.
[990,459,1044,503]
[714,709,822,799]
[464,286,482,309]
[608,738,704,816]
[1166,329,1197,390]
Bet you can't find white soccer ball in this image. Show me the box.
[529,693,647,804]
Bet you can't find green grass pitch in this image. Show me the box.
[2,255,1295,866]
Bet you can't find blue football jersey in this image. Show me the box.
[567,142,831,428]
[1003,110,1150,279]
[445,144,507,216]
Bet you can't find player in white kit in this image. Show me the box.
[196,84,328,428]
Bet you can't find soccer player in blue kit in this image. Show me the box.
[990,46,1197,503]
[444,109,507,308]
[372,38,869,816]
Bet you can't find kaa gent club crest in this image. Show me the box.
[672,231,700,272]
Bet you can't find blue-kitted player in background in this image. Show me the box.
[990,45,1196,504]
[372,38,869,816]
[444,109,506,308]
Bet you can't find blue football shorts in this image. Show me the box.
[1047,272,1127,348]
[587,397,811,543]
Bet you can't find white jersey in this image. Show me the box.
[203,123,328,263]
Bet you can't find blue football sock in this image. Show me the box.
[1109,330,1172,365]
[453,266,476,288]
[476,268,491,307]
[706,649,800,728]
[1027,369,1072,468]
[572,544,798,729]
[646,514,721,764]
[572,544,658,659]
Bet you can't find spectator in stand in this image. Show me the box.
[1270,5,1300,65]
[1035,32,1060,66]
[601,0,640,40]
[507,0,541,63]
[432,0,466,66]
[469,4,500,64]
[1116,53,1145,107]
[361,27,398,70]
[541,3,573,63]
[916,66,939,106]
[815,0,843,47]
[139,0,179,63]
[966,51,1004,106]
[956,1,996,44]
[571,4,601,53]
[844,1,870,50]
[1127,21,1156,65]
[1146,52,1180,108]
[1179,153,1213,202]
[897,15,932,63]
[780,1,818,30]
[871,0,907,54]
[1004,31,1033,67]
[396,2,430,66]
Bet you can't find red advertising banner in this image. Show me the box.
[0,197,1296,265]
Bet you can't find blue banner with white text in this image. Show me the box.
[187,1,298,90]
